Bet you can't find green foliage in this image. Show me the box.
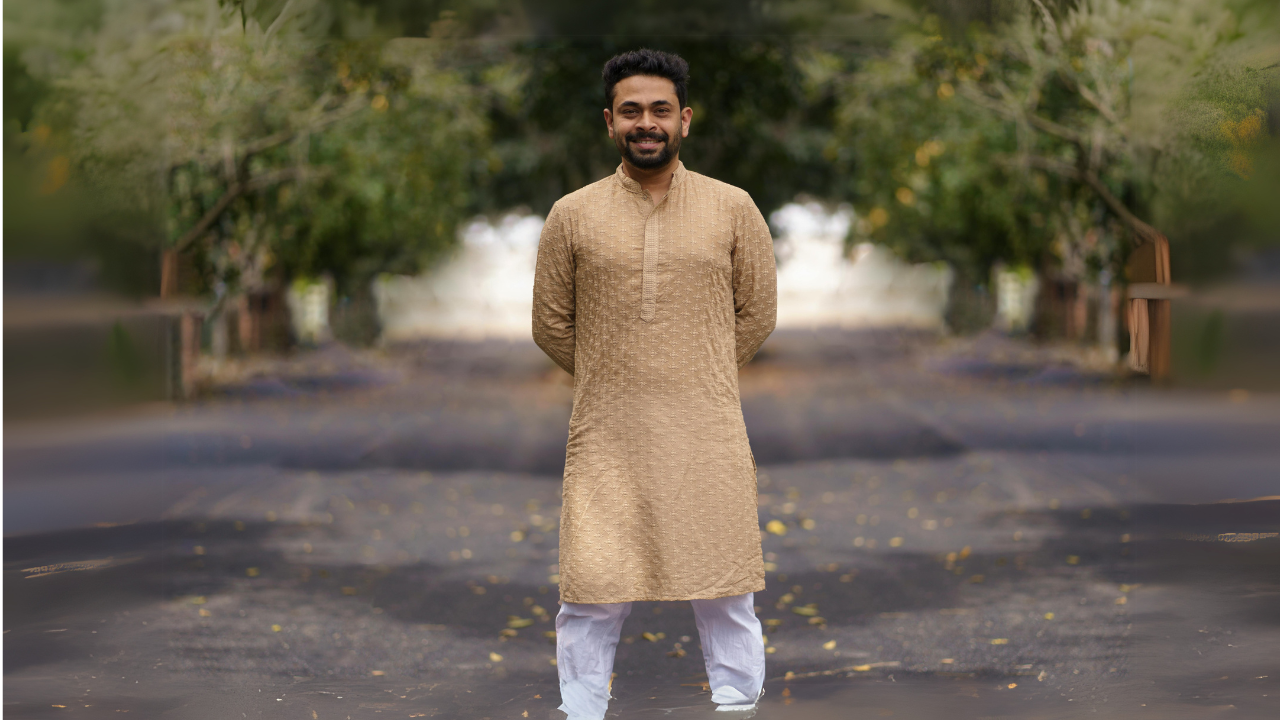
[6,0,1276,312]
[834,0,1279,283]
[8,0,493,302]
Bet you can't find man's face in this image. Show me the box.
[604,75,693,170]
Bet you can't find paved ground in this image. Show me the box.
[5,329,1279,719]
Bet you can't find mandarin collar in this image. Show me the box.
[614,161,687,199]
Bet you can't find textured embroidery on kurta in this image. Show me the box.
[532,162,778,604]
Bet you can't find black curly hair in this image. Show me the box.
[602,49,689,110]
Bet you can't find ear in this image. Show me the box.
[680,105,693,138]
[604,108,615,139]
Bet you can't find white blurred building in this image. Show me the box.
[373,203,953,342]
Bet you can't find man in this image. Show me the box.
[532,49,777,718]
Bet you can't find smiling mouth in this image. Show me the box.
[630,137,665,151]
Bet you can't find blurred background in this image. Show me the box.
[5,1,1280,718]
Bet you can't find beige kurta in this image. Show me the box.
[532,161,777,604]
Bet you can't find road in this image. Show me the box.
[5,329,1279,719]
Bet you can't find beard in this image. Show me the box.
[616,128,681,169]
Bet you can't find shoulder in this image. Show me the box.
[683,171,757,212]
[552,176,616,216]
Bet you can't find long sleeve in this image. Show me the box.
[532,202,577,375]
[732,198,778,368]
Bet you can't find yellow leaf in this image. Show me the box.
[990,638,1009,645]
[508,617,535,629]
[959,546,971,560]
[1008,683,1017,689]
[642,631,658,642]
[198,609,212,617]
[801,518,816,530]
[1114,596,1127,605]
[1067,556,1080,565]
[889,537,904,547]
[822,640,836,650]
[246,567,260,577]
[543,631,557,639]
[489,652,503,662]
[766,646,777,654]
[852,665,872,672]
[808,617,825,625]
[190,596,207,605]
[371,670,385,676]
[1044,612,1055,620]
[271,624,282,632]
[791,605,819,616]
[765,520,787,536]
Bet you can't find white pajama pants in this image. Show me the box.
[555,592,766,719]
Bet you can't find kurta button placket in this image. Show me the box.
[641,204,661,322]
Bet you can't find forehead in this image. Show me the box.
[612,75,678,108]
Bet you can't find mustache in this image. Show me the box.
[625,130,669,143]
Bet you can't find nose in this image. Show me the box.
[636,110,660,131]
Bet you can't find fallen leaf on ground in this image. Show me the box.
[990,638,1009,645]
[371,670,385,676]
[642,631,658,642]
[508,617,535,628]
[822,640,836,650]
[765,520,787,536]
[791,605,819,617]
[489,652,503,662]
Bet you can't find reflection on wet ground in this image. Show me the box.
[4,330,1279,718]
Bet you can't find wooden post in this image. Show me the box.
[160,249,180,299]
[180,310,203,399]
[1125,234,1174,381]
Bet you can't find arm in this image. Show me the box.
[532,203,577,375]
[732,197,778,368]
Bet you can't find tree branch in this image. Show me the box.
[1014,154,1162,243]
[171,166,323,253]
[960,83,1088,147]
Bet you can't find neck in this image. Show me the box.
[622,155,679,203]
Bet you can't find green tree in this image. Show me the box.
[833,0,1278,285]
[8,0,494,309]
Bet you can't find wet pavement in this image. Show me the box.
[5,330,1279,719]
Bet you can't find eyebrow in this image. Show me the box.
[618,99,673,109]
